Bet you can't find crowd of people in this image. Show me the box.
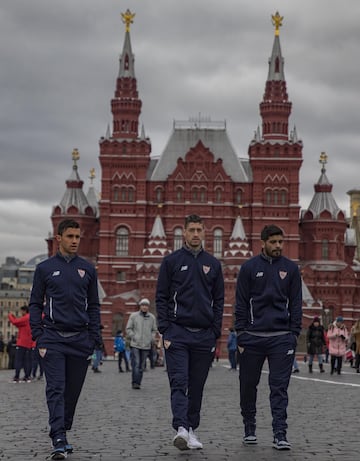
[2,217,360,460]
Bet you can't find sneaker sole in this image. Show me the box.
[188,443,203,450]
[243,438,257,445]
[173,436,189,451]
[50,452,67,460]
[273,443,291,450]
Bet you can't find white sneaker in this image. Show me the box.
[188,428,203,450]
[173,426,189,451]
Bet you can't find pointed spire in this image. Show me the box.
[105,124,111,139]
[119,10,136,78]
[268,12,285,81]
[260,11,291,141]
[140,123,146,140]
[224,215,252,259]
[86,168,100,218]
[111,9,142,139]
[143,214,171,258]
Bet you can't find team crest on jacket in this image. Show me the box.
[279,271,287,280]
[78,269,85,278]
[203,265,210,274]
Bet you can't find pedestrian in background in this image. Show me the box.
[227,328,238,371]
[31,345,44,380]
[8,305,33,382]
[327,316,349,375]
[114,330,130,372]
[235,224,302,450]
[6,335,17,369]
[126,298,157,389]
[351,319,360,373]
[0,334,6,369]
[156,214,224,451]
[306,316,326,373]
[29,219,102,460]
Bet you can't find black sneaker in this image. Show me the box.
[51,439,67,460]
[64,443,73,454]
[243,424,257,445]
[273,433,291,450]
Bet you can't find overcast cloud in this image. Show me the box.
[1,0,359,263]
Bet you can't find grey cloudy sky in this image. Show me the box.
[0,0,359,263]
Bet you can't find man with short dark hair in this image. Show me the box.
[156,214,224,451]
[29,219,102,460]
[235,224,302,450]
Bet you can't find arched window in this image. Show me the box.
[174,227,183,251]
[322,239,329,260]
[215,188,222,203]
[213,229,223,258]
[155,188,163,203]
[273,190,278,205]
[266,190,272,205]
[281,190,287,205]
[113,188,119,201]
[200,188,206,203]
[235,189,242,204]
[121,187,127,201]
[128,188,134,202]
[176,187,183,202]
[116,227,129,256]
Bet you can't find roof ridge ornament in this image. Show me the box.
[319,151,328,173]
[271,11,283,36]
[121,9,135,32]
[72,148,79,169]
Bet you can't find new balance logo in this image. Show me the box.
[287,349,294,355]
[52,271,60,276]
[180,265,188,271]
[256,272,264,277]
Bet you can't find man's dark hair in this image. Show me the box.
[260,225,284,242]
[20,305,29,313]
[184,214,203,228]
[57,219,80,235]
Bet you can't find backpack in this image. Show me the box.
[114,336,125,352]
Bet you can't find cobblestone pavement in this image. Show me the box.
[0,358,359,460]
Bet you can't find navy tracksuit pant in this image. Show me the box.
[38,330,93,442]
[237,332,296,435]
[163,323,215,431]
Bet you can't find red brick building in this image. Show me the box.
[47,12,359,354]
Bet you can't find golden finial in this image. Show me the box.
[319,151,328,167]
[271,11,283,36]
[72,148,80,165]
[89,168,95,183]
[121,9,135,32]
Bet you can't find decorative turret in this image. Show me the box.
[56,149,93,216]
[299,152,348,262]
[49,149,99,260]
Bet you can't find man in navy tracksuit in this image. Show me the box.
[235,224,302,450]
[29,219,102,460]
[156,214,224,451]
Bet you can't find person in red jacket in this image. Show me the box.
[8,305,33,382]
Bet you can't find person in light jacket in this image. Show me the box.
[126,298,157,389]
[327,316,349,375]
